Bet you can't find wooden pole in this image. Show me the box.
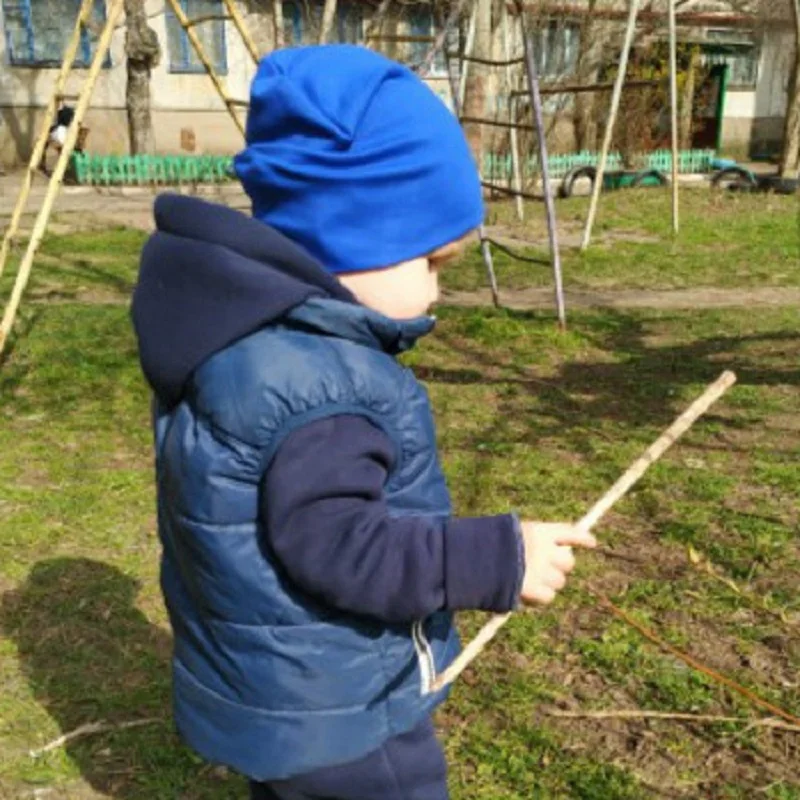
[519,8,566,329]
[222,0,260,65]
[668,0,680,235]
[429,371,738,693]
[165,0,245,136]
[0,0,95,283]
[580,0,640,251]
[502,5,524,222]
[0,0,126,355]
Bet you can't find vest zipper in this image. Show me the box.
[411,620,436,694]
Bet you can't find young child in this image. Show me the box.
[131,45,595,799]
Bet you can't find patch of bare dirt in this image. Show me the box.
[442,286,800,310]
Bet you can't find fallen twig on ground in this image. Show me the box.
[543,708,800,734]
[30,717,162,757]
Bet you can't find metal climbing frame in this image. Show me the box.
[419,0,684,323]
[420,0,567,327]
[0,0,262,357]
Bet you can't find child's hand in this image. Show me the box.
[519,521,597,606]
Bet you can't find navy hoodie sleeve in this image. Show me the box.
[261,415,524,623]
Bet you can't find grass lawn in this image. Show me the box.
[0,196,798,799]
[445,188,800,293]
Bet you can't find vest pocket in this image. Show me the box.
[411,620,437,694]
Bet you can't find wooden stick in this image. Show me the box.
[580,0,641,251]
[669,0,680,235]
[0,0,125,356]
[543,709,800,733]
[429,370,737,693]
[222,0,260,65]
[29,717,161,758]
[0,0,94,283]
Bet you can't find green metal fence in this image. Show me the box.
[484,148,717,183]
[69,148,715,188]
[70,153,235,186]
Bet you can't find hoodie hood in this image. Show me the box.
[131,195,435,409]
[131,194,354,408]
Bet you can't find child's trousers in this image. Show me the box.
[248,718,448,800]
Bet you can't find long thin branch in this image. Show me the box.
[30,718,162,757]
[595,592,800,727]
[544,709,800,733]
[430,371,738,693]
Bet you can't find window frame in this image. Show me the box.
[2,0,111,69]
[534,18,581,81]
[407,5,449,77]
[701,36,760,91]
[166,0,228,76]
[281,0,362,46]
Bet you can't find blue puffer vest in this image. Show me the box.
[153,297,460,781]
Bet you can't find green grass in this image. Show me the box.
[442,188,800,292]
[1,207,799,798]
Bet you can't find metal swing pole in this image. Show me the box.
[517,3,566,329]
[580,0,641,251]
[669,0,680,235]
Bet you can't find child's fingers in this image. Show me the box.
[543,568,566,591]
[555,529,597,549]
[551,546,576,573]
[523,585,556,605]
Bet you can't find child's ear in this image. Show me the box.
[428,232,472,268]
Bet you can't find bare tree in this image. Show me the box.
[124,0,161,155]
[463,0,492,161]
[319,0,339,42]
[779,0,800,176]
[573,0,604,151]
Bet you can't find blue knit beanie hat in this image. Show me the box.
[234,45,483,274]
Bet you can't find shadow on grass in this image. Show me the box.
[431,307,800,437]
[0,307,42,380]
[0,558,184,799]
[35,256,136,296]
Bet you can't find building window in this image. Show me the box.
[282,1,362,46]
[166,0,227,75]
[534,20,580,79]
[2,0,109,68]
[702,31,760,89]
[407,6,450,76]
